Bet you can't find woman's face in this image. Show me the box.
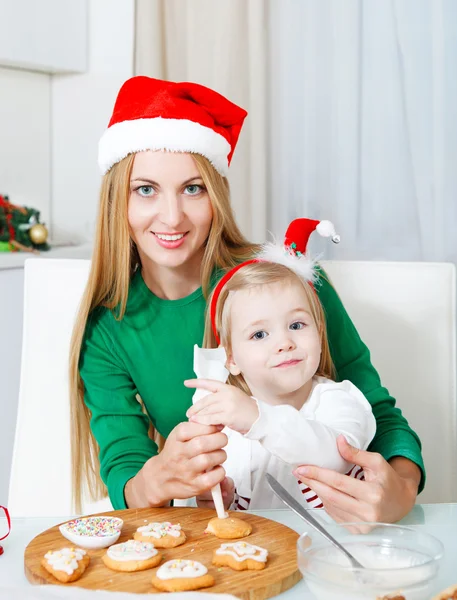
[128,151,213,271]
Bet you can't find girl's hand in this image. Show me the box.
[184,379,259,434]
[196,476,235,510]
[124,421,228,508]
[293,435,420,524]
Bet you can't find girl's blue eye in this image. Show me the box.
[290,321,305,330]
[251,330,267,340]
[184,184,203,196]
[137,186,155,197]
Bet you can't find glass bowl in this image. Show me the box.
[297,522,444,600]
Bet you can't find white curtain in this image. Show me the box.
[134,0,268,242]
[268,0,457,262]
[134,0,457,260]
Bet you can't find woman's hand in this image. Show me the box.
[293,435,421,524]
[125,421,229,508]
[196,476,235,510]
[184,379,259,434]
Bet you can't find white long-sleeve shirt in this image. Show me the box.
[223,376,376,510]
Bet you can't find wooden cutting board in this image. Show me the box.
[24,507,304,600]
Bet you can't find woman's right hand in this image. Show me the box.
[124,421,228,508]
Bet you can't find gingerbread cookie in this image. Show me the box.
[102,539,162,572]
[41,547,90,583]
[432,585,457,600]
[151,559,215,592]
[213,541,268,570]
[205,516,252,539]
[134,521,186,548]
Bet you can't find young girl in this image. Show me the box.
[185,218,377,510]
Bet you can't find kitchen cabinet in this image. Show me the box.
[0,0,87,73]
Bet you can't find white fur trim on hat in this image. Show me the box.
[257,242,318,283]
[98,117,231,175]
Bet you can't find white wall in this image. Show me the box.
[0,0,135,506]
[0,67,51,225]
[51,0,135,243]
[0,0,87,73]
[0,0,134,242]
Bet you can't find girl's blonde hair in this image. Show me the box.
[69,152,259,512]
[203,261,336,394]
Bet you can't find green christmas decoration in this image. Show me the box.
[0,194,50,252]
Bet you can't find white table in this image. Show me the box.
[1,505,457,597]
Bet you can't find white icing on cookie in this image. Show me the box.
[44,547,86,574]
[107,540,158,562]
[136,521,182,539]
[156,559,208,580]
[216,542,268,563]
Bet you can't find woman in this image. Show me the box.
[70,76,424,523]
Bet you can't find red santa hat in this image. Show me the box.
[98,76,247,176]
[210,218,340,344]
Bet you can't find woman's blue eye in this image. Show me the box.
[184,184,203,195]
[290,321,305,330]
[137,186,154,197]
[251,331,267,340]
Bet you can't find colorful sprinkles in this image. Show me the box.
[61,517,122,538]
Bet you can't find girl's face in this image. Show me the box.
[227,280,322,402]
[128,151,213,272]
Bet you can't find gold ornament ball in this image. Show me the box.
[29,223,48,245]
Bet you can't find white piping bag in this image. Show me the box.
[192,344,230,519]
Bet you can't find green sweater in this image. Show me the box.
[80,268,425,509]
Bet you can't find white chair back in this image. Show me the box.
[8,258,112,517]
[322,260,457,504]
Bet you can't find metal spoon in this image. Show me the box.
[266,473,365,570]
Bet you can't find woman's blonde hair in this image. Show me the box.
[203,261,336,394]
[69,152,259,512]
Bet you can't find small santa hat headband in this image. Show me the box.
[210,218,340,345]
[98,76,248,176]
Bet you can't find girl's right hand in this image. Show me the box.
[185,379,259,434]
[124,421,228,508]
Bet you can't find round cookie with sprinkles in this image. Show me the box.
[134,521,186,548]
[431,585,457,600]
[102,540,162,572]
[213,541,268,571]
[41,547,90,583]
[151,559,215,592]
